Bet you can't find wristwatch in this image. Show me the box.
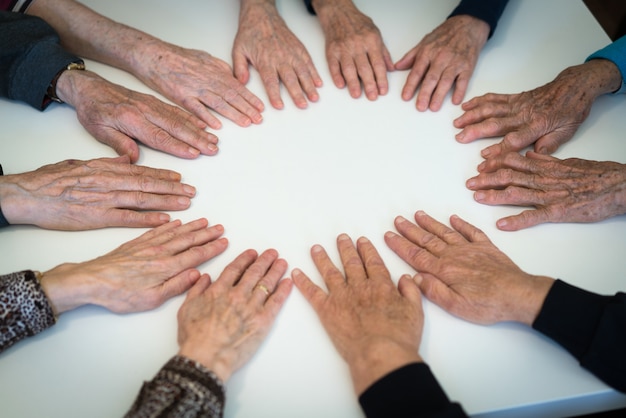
[46,60,86,103]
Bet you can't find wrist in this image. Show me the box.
[177,344,235,383]
[509,275,555,326]
[47,61,86,104]
[561,60,622,98]
[39,263,92,315]
[347,338,422,395]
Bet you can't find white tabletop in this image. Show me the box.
[1,1,626,417]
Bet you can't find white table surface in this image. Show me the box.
[1,1,626,417]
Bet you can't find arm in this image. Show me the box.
[307,0,393,100]
[26,0,264,129]
[466,151,626,231]
[395,0,508,112]
[0,156,197,230]
[293,234,467,416]
[454,40,624,158]
[533,281,626,393]
[127,249,293,417]
[0,10,79,109]
[233,0,322,109]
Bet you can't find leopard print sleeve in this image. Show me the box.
[125,355,226,418]
[0,270,56,353]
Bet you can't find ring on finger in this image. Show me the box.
[254,283,271,296]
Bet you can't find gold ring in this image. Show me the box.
[255,283,270,296]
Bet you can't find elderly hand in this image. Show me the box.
[39,218,228,315]
[0,156,196,230]
[56,70,218,163]
[385,211,554,326]
[454,60,623,158]
[233,0,323,110]
[177,249,292,382]
[467,151,626,231]
[313,0,393,100]
[133,42,265,129]
[293,234,423,395]
[395,15,489,112]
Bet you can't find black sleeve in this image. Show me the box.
[0,164,8,227]
[533,279,626,393]
[359,363,468,418]
[0,11,80,109]
[448,0,509,38]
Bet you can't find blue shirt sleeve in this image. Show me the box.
[586,34,626,94]
[448,0,510,39]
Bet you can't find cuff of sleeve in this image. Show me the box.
[359,363,464,417]
[303,0,315,15]
[532,279,610,360]
[448,0,509,39]
[0,164,8,228]
[585,35,626,94]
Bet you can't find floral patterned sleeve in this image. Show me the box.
[0,270,57,353]
[125,355,226,418]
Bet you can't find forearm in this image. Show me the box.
[125,355,226,418]
[27,0,160,76]
[533,280,626,393]
[586,34,626,94]
[566,59,623,98]
[0,270,56,353]
[449,0,509,38]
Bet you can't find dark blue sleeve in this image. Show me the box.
[448,0,509,38]
[303,0,315,15]
[533,280,626,393]
[359,363,468,418]
[0,11,80,109]
[0,164,8,228]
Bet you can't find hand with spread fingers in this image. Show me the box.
[384,211,554,326]
[466,151,626,231]
[177,248,293,382]
[39,218,229,316]
[396,15,490,112]
[310,0,393,101]
[293,234,423,395]
[0,156,196,230]
[454,59,623,158]
[233,0,323,110]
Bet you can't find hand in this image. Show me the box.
[395,15,489,112]
[233,0,323,110]
[454,60,623,158]
[56,70,218,163]
[385,211,554,326]
[314,0,393,100]
[292,234,423,395]
[0,156,196,230]
[177,249,292,382]
[133,42,265,129]
[466,151,626,231]
[39,218,228,315]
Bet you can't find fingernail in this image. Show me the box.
[474,192,485,202]
[159,214,171,222]
[477,161,486,171]
[413,273,423,285]
[481,148,491,158]
[466,179,476,188]
[497,219,508,228]
[189,147,200,157]
[311,244,323,253]
[384,231,396,240]
[183,184,196,196]
[357,236,370,245]
[456,132,464,141]
[415,210,426,217]
[178,197,191,206]
[337,234,350,241]
[292,268,302,276]
[395,216,407,224]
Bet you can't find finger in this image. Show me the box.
[384,229,438,274]
[415,271,463,316]
[328,56,347,89]
[311,243,346,291]
[413,210,468,246]
[259,66,285,110]
[237,249,280,294]
[278,67,309,109]
[215,249,259,288]
[250,255,288,304]
[81,209,171,229]
[496,209,549,231]
[138,218,215,249]
[292,268,327,311]
[337,233,367,283]
[401,55,428,102]
[180,97,224,130]
[102,158,183,182]
[263,278,293,314]
[449,214,493,244]
[533,130,573,155]
[159,268,203,304]
[293,62,320,103]
[526,151,559,162]
[340,58,362,99]
[428,69,457,111]
[397,274,423,306]
[184,273,212,301]
[232,49,251,84]
[356,236,390,281]
[354,53,378,100]
[393,215,448,255]
[416,68,441,111]
[167,235,229,274]
[198,90,257,127]
[93,128,141,163]
[451,71,470,106]
[481,130,538,159]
